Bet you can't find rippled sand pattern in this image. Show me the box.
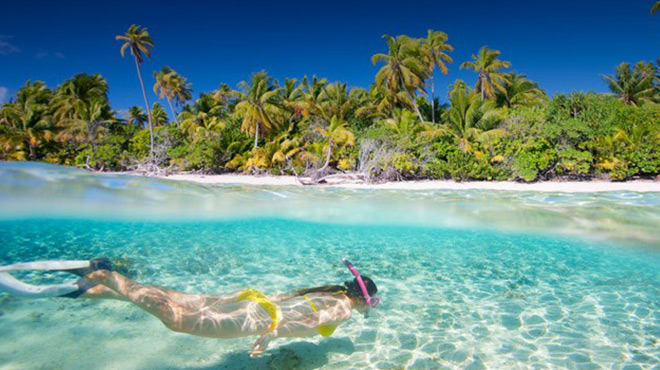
[0,219,658,369]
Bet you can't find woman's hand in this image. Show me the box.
[249,331,276,357]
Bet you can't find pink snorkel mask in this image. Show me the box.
[342,258,380,316]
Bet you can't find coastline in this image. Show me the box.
[152,173,660,192]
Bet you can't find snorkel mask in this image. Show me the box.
[342,258,380,317]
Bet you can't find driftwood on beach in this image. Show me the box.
[297,173,366,186]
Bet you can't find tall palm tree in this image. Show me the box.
[495,73,547,108]
[116,24,155,160]
[423,30,453,123]
[372,35,428,122]
[0,81,53,160]
[234,71,283,149]
[460,47,511,101]
[602,62,657,106]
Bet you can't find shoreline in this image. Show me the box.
[148,173,660,192]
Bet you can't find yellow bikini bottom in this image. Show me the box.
[237,289,279,332]
[303,295,339,337]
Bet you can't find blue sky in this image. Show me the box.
[1,0,659,111]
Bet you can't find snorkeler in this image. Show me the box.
[0,258,379,357]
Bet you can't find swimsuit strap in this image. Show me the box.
[238,289,279,332]
[303,294,318,311]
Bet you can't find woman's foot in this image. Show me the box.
[67,258,115,277]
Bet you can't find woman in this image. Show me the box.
[0,258,379,357]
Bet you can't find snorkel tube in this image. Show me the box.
[342,258,380,316]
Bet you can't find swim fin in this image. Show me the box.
[0,258,114,277]
[0,272,79,299]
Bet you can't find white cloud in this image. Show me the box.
[0,87,9,105]
[35,51,66,60]
[0,35,20,55]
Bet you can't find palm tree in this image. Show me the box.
[315,115,355,174]
[652,1,660,14]
[300,75,328,118]
[460,47,511,101]
[423,30,453,122]
[372,35,428,122]
[234,71,283,149]
[601,62,657,106]
[126,106,147,127]
[427,80,505,152]
[154,67,178,124]
[51,74,113,148]
[0,81,53,160]
[116,24,155,160]
[379,108,426,143]
[151,102,169,126]
[319,82,355,121]
[211,83,234,107]
[495,73,547,108]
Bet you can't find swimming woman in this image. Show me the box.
[0,258,379,357]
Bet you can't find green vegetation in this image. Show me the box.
[2,24,660,182]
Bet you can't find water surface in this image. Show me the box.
[0,163,658,369]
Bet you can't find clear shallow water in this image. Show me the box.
[0,163,659,369]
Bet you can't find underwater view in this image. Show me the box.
[0,162,659,369]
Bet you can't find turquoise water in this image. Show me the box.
[0,163,659,369]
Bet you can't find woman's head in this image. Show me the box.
[292,276,378,304]
[344,276,378,300]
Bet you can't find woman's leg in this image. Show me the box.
[84,270,271,338]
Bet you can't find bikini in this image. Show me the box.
[237,289,340,337]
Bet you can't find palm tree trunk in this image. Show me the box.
[254,123,259,149]
[430,71,436,123]
[134,56,154,161]
[399,73,424,122]
[166,97,179,127]
[319,138,333,173]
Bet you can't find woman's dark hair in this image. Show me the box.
[293,276,378,300]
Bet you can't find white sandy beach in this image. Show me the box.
[158,173,660,192]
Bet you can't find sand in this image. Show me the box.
[157,173,660,193]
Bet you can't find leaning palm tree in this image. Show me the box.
[315,115,355,175]
[116,24,155,160]
[372,35,428,122]
[601,62,657,106]
[234,71,283,149]
[423,30,453,122]
[460,47,511,101]
[153,67,177,124]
